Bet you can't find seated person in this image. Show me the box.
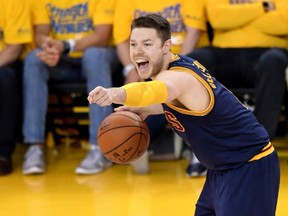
[22,0,120,175]
[0,0,32,175]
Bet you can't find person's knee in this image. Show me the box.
[0,66,17,85]
[259,48,288,69]
[257,48,288,84]
[24,49,42,66]
[24,49,46,74]
[23,49,48,78]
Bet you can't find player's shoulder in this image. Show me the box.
[156,69,194,86]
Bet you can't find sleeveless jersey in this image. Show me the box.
[162,55,270,172]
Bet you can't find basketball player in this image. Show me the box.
[114,0,210,176]
[88,14,280,216]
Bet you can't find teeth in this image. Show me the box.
[135,59,147,63]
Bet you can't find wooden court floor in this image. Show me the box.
[0,142,287,216]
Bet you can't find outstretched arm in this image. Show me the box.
[87,81,167,119]
[88,80,169,107]
[88,69,210,113]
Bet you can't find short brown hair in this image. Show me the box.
[131,14,171,45]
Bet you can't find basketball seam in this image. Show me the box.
[125,119,146,163]
[98,125,149,138]
[127,118,149,163]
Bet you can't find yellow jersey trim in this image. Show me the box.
[164,66,215,116]
[170,54,180,62]
[249,142,274,162]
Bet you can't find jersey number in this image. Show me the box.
[164,111,185,132]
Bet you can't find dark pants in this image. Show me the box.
[196,151,280,216]
[0,61,22,158]
[188,47,288,139]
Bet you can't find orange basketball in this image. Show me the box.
[97,111,150,164]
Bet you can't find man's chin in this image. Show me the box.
[138,71,150,80]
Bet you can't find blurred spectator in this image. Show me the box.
[0,0,32,175]
[22,0,120,175]
[187,0,288,176]
[113,0,210,174]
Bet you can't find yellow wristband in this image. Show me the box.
[122,81,168,106]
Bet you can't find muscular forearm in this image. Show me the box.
[122,81,168,107]
[88,81,169,107]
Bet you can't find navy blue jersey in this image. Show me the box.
[162,55,270,172]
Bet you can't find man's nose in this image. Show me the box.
[135,45,144,54]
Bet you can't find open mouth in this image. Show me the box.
[136,59,149,73]
[138,61,149,70]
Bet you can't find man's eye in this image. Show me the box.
[144,43,151,47]
[130,43,136,47]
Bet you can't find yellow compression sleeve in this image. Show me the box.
[122,81,168,107]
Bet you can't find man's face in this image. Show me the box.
[130,28,167,79]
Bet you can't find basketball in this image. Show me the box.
[97,111,150,164]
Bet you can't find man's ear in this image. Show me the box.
[163,39,172,53]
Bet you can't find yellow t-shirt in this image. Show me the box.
[0,0,32,55]
[205,0,288,48]
[113,0,210,54]
[30,0,116,57]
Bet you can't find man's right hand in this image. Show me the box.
[88,86,126,106]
